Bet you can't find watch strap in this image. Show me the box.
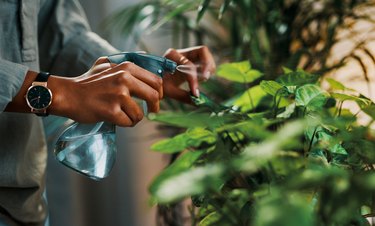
[34,71,51,117]
[36,111,49,117]
[35,71,50,82]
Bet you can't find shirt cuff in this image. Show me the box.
[0,59,28,111]
[49,31,119,76]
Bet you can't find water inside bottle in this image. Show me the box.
[54,122,116,180]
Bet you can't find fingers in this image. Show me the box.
[163,81,193,104]
[174,46,216,81]
[106,100,143,127]
[119,95,144,126]
[77,57,115,80]
[194,46,216,81]
[114,70,161,113]
[97,63,162,111]
[164,48,200,97]
[72,59,164,128]
[115,62,163,99]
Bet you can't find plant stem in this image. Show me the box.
[307,126,318,156]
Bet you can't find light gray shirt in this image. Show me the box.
[0,0,117,225]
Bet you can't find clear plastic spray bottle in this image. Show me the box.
[54,52,177,180]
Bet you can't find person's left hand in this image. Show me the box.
[163,46,216,103]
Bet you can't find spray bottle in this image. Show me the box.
[54,52,177,180]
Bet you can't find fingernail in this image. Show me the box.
[204,71,211,79]
[195,88,200,97]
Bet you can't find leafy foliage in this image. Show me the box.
[148,65,375,226]
[106,1,375,226]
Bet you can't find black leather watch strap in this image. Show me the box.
[35,71,50,82]
[34,71,51,117]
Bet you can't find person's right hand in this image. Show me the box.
[49,57,163,127]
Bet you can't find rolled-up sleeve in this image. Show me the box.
[0,59,28,111]
[38,0,118,76]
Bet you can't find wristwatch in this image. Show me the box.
[25,72,52,116]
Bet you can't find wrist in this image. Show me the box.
[47,75,74,117]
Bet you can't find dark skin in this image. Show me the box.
[5,46,216,127]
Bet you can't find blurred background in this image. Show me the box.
[45,1,169,226]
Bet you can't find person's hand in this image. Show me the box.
[163,46,216,103]
[49,57,163,127]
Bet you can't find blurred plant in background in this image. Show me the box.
[108,0,375,225]
[107,0,375,79]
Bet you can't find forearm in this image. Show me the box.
[4,59,163,127]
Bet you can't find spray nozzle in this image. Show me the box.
[107,52,177,77]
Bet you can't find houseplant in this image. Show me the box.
[108,1,375,225]
[148,65,375,226]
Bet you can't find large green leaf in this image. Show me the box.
[148,112,236,128]
[326,78,356,92]
[295,85,329,110]
[149,150,205,202]
[151,128,216,153]
[260,80,288,97]
[217,61,263,83]
[331,93,371,107]
[235,120,307,172]
[216,120,272,140]
[150,163,226,203]
[233,85,268,112]
[277,71,320,86]
[254,190,314,226]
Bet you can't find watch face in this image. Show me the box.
[26,85,52,110]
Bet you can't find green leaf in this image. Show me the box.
[277,103,296,119]
[151,128,216,153]
[199,211,221,226]
[329,144,348,155]
[217,61,263,83]
[151,163,226,203]
[235,120,308,173]
[331,93,371,106]
[216,120,272,140]
[150,150,205,202]
[361,104,375,119]
[233,85,268,112]
[260,80,288,96]
[148,112,236,128]
[277,71,320,86]
[255,189,315,226]
[282,66,293,74]
[191,92,229,112]
[197,0,211,23]
[326,78,357,92]
[295,85,329,109]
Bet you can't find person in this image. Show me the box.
[0,0,216,225]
